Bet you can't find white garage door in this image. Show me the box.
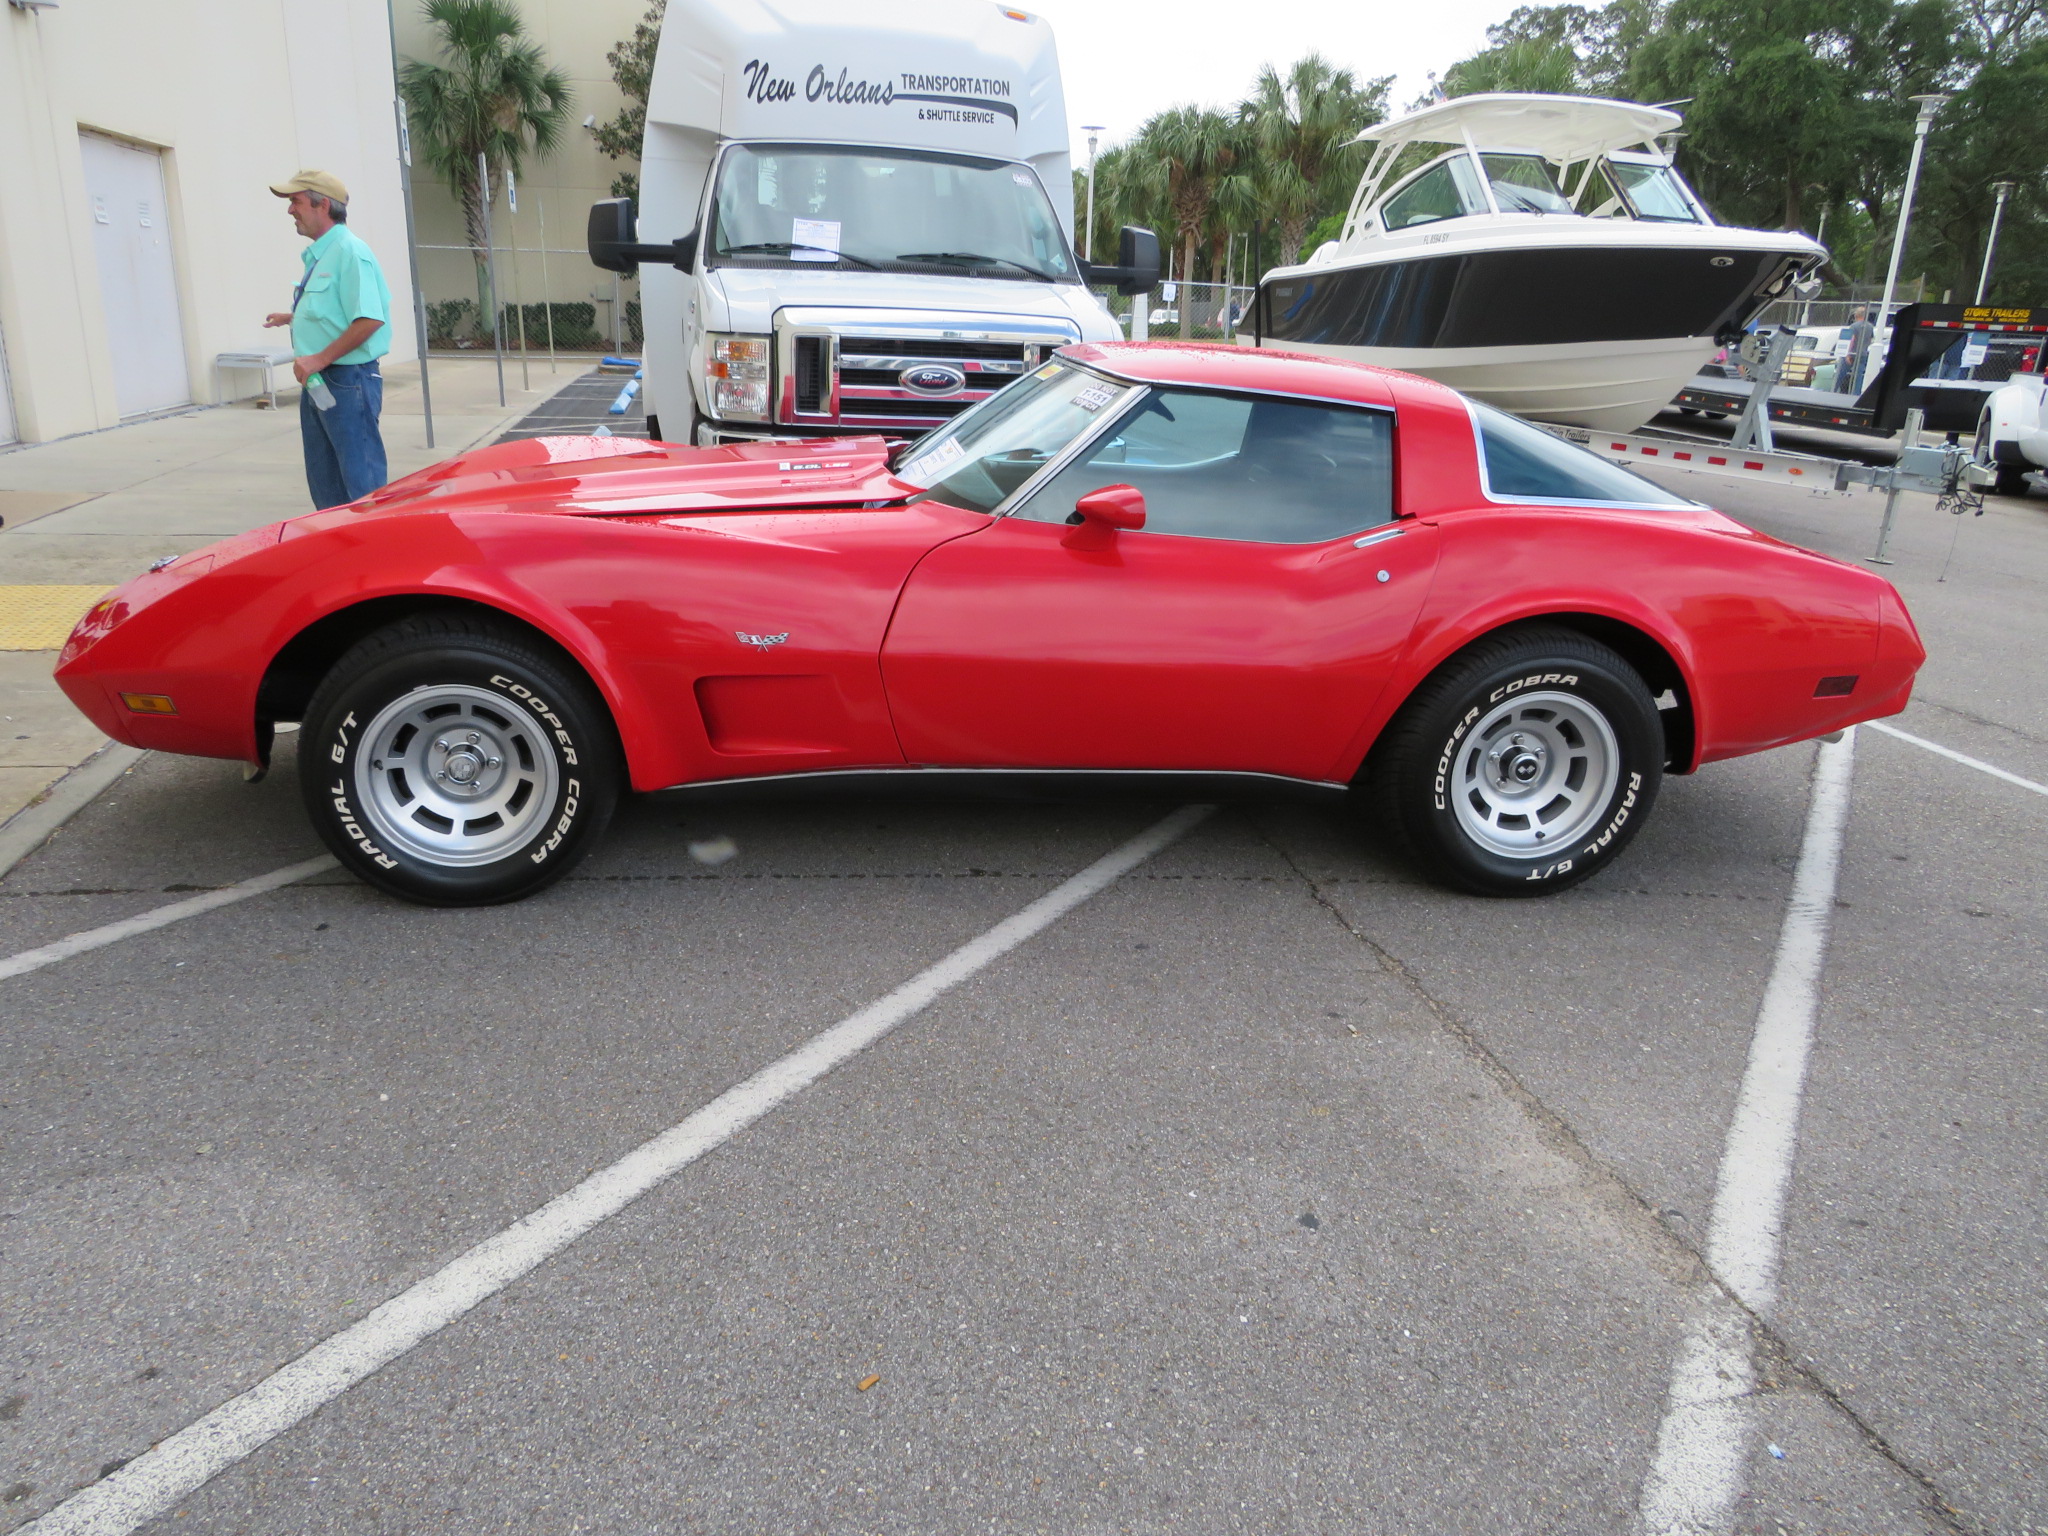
[80,132,191,418]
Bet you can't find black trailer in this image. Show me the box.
[1674,303,2048,437]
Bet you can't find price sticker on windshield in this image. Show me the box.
[1072,385,1117,412]
[898,436,966,483]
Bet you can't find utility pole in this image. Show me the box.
[1081,125,1105,262]
[1976,179,2017,304]
[383,0,435,447]
[1876,94,1949,342]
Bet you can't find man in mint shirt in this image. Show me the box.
[262,170,392,507]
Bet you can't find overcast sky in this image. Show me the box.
[1027,0,1523,155]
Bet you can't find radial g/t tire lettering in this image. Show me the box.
[298,613,620,905]
[1367,626,1663,897]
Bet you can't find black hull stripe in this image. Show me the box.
[1262,247,1805,350]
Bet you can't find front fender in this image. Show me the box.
[1981,376,2048,467]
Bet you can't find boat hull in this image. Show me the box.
[1268,334,1721,433]
[1258,240,1813,431]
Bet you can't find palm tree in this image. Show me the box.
[1132,107,1241,337]
[400,0,574,338]
[1245,55,1388,266]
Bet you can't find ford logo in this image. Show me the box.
[901,363,968,397]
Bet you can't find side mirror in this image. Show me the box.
[1072,483,1146,530]
[1079,225,1161,297]
[587,198,698,273]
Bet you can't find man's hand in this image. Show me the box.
[292,354,328,385]
[263,312,292,328]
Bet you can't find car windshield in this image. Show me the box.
[894,363,1136,513]
[708,143,1078,281]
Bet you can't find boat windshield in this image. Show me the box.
[708,143,1079,281]
[1379,156,1488,228]
[1378,152,1576,228]
[893,362,1137,513]
[1480,155,1575,215]
[1595,160,1702,223]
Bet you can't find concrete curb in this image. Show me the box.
[0,741,146,880]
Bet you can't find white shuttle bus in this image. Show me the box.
[589,0,1157,446]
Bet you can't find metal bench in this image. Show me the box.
[214,348,297,408]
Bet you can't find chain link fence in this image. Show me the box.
[1087,281,1257,341]
[417,243,642,355]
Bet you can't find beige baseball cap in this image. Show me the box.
[269,169,349,203]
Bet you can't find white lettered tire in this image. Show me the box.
[298,614,619,905]
[1368,627,1663,896]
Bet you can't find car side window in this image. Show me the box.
[1013,389,1396,543]
[1471,402,1693,506]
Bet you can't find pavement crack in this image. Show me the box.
[1247,812,1975,1534]
[1908,694,2047,750]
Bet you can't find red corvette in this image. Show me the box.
[56,343,1922,905]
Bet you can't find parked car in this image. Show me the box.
[56,343,1924,905]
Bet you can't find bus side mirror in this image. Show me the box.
[588,198,698,273]
[1081,226,1161,297]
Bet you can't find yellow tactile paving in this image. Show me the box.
[0,585,115,651]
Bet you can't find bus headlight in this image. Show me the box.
[705,334,771,420]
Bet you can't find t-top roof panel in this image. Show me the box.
[1353,93,1683,162]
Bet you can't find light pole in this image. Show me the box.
[1975,179,2017,304]
[1875,92,1949,354]
[1081,126,1105,261]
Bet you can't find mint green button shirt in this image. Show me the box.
[292,225,392,365]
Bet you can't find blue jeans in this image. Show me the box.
[300,360,388,508]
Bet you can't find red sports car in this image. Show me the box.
[56,343,1922,905]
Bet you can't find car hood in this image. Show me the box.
[336,433,924,521]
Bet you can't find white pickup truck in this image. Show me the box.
[1975,369,2047,497]
[587,0,1157,447]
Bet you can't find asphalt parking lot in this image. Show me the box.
[3,464,2044,1535]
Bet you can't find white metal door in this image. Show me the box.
[80,133,190,417]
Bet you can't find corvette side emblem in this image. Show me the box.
[736,630,789,650]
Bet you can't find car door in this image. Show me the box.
[880,388,1441,781]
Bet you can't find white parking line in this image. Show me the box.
[15,805,1211,1536]
[1637,729,1857,1534]
[1867,719,2048,799]
[0,855,339,983]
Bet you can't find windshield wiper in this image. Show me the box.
[718,242,880,269]
[897,251,1058,282]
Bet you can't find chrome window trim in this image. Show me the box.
[1464,397,1700,512]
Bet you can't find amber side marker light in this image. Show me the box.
[1813,675,1858,698]
[121,692,178,715]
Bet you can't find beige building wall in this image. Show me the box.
[0,0,415,444]
[392,0,647,349]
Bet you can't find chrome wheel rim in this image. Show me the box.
[352,684,560,867]
[1450,690,1619,859]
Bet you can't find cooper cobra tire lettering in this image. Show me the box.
[1432,707,1480,809]
[1489,671,1578,704]
[492,673,582,767]
[530,779,584,863]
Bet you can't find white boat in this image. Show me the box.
[1253,94,1825,432]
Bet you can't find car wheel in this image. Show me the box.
[1367,626,1663,897]
[298,613,619,905]
[1994,464,2034,497]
